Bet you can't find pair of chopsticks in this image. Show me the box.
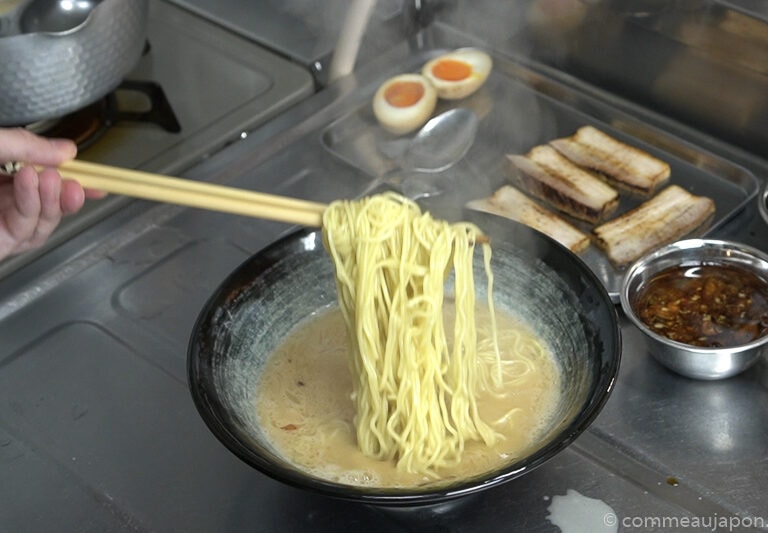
[57,160,326,227]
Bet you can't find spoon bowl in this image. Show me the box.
[400,108,479,173]
[377,108,479,200]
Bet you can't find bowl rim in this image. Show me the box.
[759,181,768,226]
[187,221,622,506]
[620,238,768,353]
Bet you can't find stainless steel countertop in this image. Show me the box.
[0,22,766,533]
[167,0,413,85]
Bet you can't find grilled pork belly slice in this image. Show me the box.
[551,126,671,196]
[507,145,619,224]
[467,185,590,253]
[593,185,715,266]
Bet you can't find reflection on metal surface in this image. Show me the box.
[168,0,409,87]
[504,0,768,156]
[300,231,319,251]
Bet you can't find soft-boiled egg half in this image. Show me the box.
[372,73,437,135]
[422,48,492,100]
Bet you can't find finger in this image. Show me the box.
[37,168,63,220]
[0,128,77,166]
[0,182,15,213]
[24,169,64,248]
[11,165,42,221]
[2,166,40,251]
[60,179,86,214]
[84,188,108,200]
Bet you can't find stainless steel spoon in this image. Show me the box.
[378,108,480,199]
[379,108,479,174]
[20,0,101,34]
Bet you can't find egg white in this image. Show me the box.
[422,49,493,100]
[372,73,437,135]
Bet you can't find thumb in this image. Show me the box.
[0,128,77,166]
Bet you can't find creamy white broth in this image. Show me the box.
[254,305,561,488]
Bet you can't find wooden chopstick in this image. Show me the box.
[58,160,326,227]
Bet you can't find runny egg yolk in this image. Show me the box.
[384,81,425,108]
[430,59,472,82]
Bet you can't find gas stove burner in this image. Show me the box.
[26,80,181,150]
[25,100,113,150]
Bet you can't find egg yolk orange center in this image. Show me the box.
[431,59,472,81]
[384,81,425,108]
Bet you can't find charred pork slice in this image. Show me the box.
[467,185,590,253]
[593,185,715,266]
[550,126,671,196]
[507,145,619,224]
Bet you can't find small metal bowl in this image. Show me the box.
[620,239,768,380]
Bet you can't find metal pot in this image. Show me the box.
[0,0,149,126]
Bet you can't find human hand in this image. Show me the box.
[0,128,104,259]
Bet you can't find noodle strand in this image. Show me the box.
[322,193,501,474]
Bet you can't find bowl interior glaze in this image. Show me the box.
[188,217,621,506]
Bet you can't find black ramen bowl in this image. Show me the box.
[187,216,621,507]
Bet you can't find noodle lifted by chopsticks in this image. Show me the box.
[322,192,502,475]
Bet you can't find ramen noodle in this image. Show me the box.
[319,193,504,475]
